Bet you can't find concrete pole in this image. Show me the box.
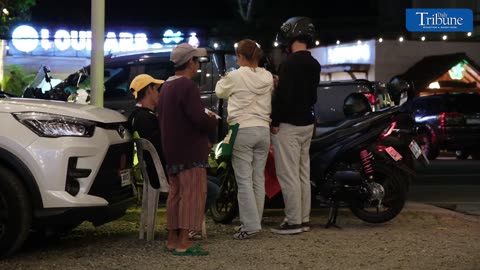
[0,40,5,86]
[90,0,105,107]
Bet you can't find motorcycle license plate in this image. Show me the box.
[120,169,132,187]
[385,146,403,161]
[409,140,422,159]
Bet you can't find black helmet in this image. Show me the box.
[277,16,315,46]
[343,93,372,118]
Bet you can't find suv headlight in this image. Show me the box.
[13,112,95,137]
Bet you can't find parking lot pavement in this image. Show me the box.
[1,202,479,270]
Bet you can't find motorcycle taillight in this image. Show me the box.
[380,121,397,138]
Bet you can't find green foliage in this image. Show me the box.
[1,64,35,96]
[0,0,36,39]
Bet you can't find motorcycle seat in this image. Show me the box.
[310,109,399,151]
[314,117,367,138]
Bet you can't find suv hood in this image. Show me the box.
[0,98,126,123]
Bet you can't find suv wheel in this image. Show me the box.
[416,132,439,160]
[0,165,32,258]
[455,150,470,160]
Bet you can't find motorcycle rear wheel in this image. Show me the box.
[210,167,239,224]
[349,163,407,224]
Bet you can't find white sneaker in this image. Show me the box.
[233,230,257,240]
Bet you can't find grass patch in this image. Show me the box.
[72,206,168,237]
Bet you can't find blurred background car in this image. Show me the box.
[413,92,480,160]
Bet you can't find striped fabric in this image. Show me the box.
[166,167,207,231]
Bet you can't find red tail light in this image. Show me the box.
[440,112,464,128]
[380,121,397,138]
[363,93,377,105]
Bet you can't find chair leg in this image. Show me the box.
[139,182,149,240]
[146,186,158,241]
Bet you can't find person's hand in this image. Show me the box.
[273,75,279,89]
[270,126,279,134]
[207,111,216,118]
[205,108,221,119]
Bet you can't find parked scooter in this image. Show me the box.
[376,78,429,177]
[209,79,428,227]
[23,66,89,103]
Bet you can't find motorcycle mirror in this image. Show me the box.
[387,77,414,106]
[43,66,51,83]
[343,93,372,118]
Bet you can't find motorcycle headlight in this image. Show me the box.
[13,112,95,137]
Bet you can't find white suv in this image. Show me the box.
[0,97,136,258]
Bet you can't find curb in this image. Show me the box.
[403,201,480,222]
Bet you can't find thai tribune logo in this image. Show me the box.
[406,9,473,32]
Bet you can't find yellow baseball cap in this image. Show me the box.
[129,74,164,98]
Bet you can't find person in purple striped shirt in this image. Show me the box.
[157,43,217,256]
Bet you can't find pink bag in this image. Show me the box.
[264,144,281,199]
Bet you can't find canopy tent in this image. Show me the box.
[396,53,480,96]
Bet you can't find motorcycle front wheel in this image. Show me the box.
[209,166,239,224]
[349,163,408,224]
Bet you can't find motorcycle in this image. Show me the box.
[376,78,429,179]
[24,65,90,103]
[209,79,429,228]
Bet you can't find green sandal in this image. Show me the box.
[171,245,209,256]
[164,246,175,253]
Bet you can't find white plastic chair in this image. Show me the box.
[134,138,169,241]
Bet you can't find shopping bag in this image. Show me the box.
[264,144,281,199]
[220,123,240,159]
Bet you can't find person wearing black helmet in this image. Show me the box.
[270,16,321,235]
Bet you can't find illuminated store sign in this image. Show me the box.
[9,25,199,57]
[326,42,373,65]
[448,61,465,80]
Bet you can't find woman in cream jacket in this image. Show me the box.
[215,39,274,240]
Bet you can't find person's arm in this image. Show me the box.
[182,82,218,134]
[134,114,159,145]
[271,62,294,127]
[132,112,167,174]
[215,73,234,99]
[310,67,320,106]
[310,63,321,107]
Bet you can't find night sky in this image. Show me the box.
[29,0,380,44]
[30,0,377,26]
[31,0,236,27]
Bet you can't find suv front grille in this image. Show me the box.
[89,142,135,204]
